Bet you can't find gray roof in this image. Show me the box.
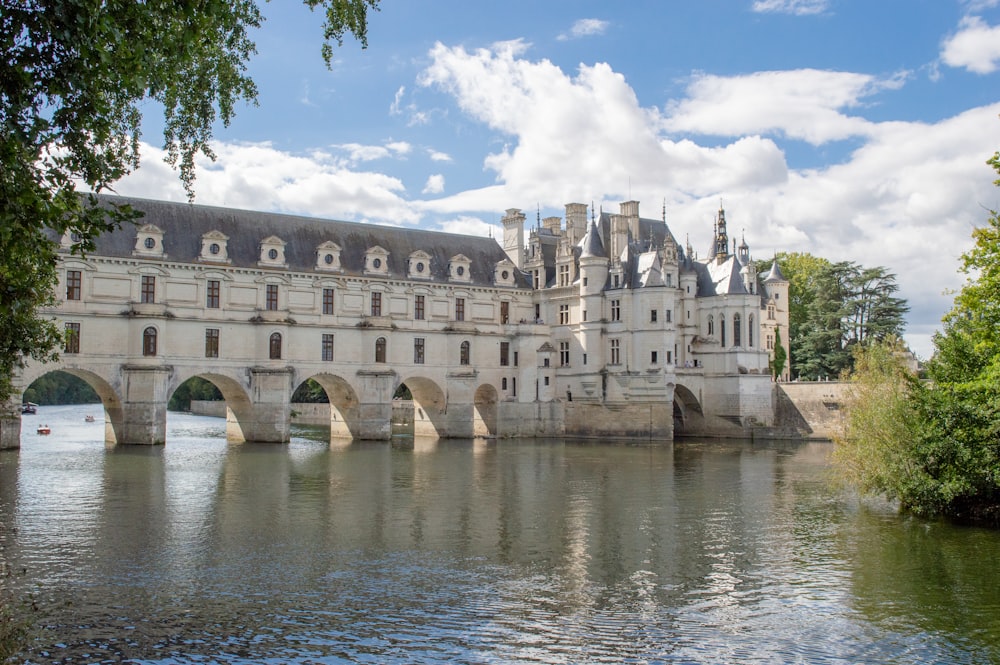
[68,196,530,288]
[764,259,787,282]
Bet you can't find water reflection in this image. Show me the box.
[1,407,998,663]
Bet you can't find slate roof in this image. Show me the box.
[67,196,530,288]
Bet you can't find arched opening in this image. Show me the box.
[460,340,471,366]
[375,337,387,363]
[707,315,714,337]
[20,369,124,444]
[748,314,755,348]
[473,384,498,438]
[733,313,741,347]
[168,373,254,443]
[269,332,282,360]
[392,383,414,438]
[672,384,704,438]
[291,375,361,440]
[395,376,446,439]
[142,326,158,356]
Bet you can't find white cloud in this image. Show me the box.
[941,16,1000,74]
[434,215,497,238]
[557,19,610,41]
[423,174,445,194]
[390,85,406,115]
[333,141,412,163]
[427,149,452,162]
[664,69,908,144]
[113,141,419,225]
[751,0,830,15]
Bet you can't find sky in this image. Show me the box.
[115,0,1000,360]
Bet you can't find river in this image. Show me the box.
[2,404,999,664]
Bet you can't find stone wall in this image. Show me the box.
[772,382,848,440]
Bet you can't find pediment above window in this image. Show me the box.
[449,254,472,283]
[364,246,390,276]
[258,235,287,268]
[316,241,343,272]
[133,224,165,258]
[407,250,432,279]
[494,259,516,286]
[199,230,231,264]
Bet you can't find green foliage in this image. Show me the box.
[22,371,99,405]
[292,379,329,403]
[0,0,378,404]
[795,261,908,380]
[168,377,223,412]
[771,328,787,379]
[837,149,1000,523]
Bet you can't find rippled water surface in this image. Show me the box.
[3,405,1000,664]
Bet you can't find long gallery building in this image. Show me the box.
[4,196,790,446]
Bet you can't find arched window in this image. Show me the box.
[142,326,157,356]
[733,313,741,347]
[375,337,387,363]
[460,340,470,366]
[721,319,727,348]
[269,332,282,359]
[707,315,714,336]
[748,315,755,347]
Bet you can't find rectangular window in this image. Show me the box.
[266,284,279,311]
[140,275,155,304]
[455,297,465,321]
[414,337,425,364]
[651,350,658,364]
[610,338,621,365]
[558,264,570,287]
[206,280,220,308]
[322,288,335,315]
[559,304,569,325]
[651,309,658,323]
[613,274,620,288]
[64,322,80,354]
[205,328,220,358]
[500,341,510,366]
[666,309,672,323]
[66,270,82,301]
[559,341,570,367]
[371,291,382,316]
[414,294,425,320]
[611,299,620,322]
[583,277,588,287]
[583,353,588,365]
[502,378,508,390]
[500,301,509,324]
[322,333,334,361]
[512,377,517,397]
[667,350,673,364]
[513,351,519,367]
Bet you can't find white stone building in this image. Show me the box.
[5,196,789,446]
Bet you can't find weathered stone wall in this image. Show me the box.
[772,382,848,440]
[563,402,672,440]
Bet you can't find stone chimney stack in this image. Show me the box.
[502,208,526,269]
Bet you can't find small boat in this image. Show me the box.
[85,415,95,423]
[21,403,37,415]
[36,425,51,435]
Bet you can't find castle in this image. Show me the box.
[6,196,789,446]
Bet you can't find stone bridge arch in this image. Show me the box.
[21,367,125,445]
[396,375,447,438]
[298,372,363,440]
[673,383,705,437]
[473,383,498,438]
[170,368,255,443]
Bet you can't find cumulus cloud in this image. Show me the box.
[334,141,412,163]
[423,174,445,194]
[427,149,452,162]
[751,0,830,15]
[663,70,909,144]
[941,16,1000,73]
[113,141,419,225]
[557,19,610,41]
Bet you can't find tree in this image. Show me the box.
[836,146,1000,523]
[772,327,787,380]
[1,0,379,404]
[795,261,908,380]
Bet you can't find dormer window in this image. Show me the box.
[199,230,231,263]
[133,224,165,258]
[258,236,287,268]
[494,259,516,286]
[365,246,390,276]
[408,251,433,279]
[449,254,472,283]
[316,241,343,272]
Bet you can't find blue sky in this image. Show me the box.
[119,0,1000,359]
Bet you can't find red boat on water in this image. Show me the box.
[36,425,51,435]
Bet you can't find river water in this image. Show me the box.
[2,404,999,664]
